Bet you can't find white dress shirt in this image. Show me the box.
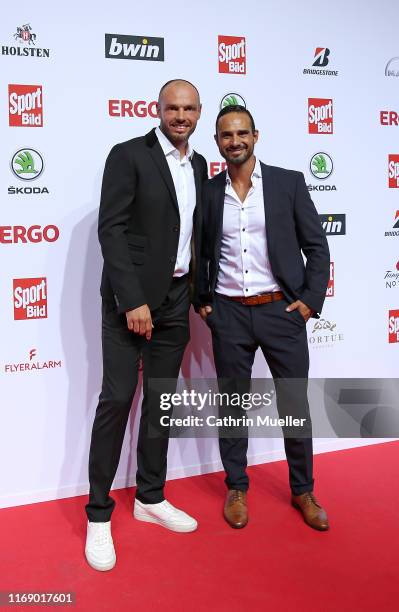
[155,127,196,277]
[216,158,280,296]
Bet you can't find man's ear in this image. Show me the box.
[156,103,161,119]
[253,129,259,143]
[214,133,218,144]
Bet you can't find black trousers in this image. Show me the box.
[85,276,190,522]
[207,292,314,496]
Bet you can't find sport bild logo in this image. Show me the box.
[9,148,49,194]
[0,225,59,244]
[385,211,399,237]
[4,348,62,374]
[218,36,246,74]
[326,262,334,297]
[105,34,164,61]
[388,155,399,188]
[385,262,399,289]
[1,23,50,58]
[380,111,399,126]
[209,161,227,177]
[388,310,399,343]
[108,99,158,118]
[308,152,336,192]
[8,84,43,127]
[319,214,346,236]
[13,277,47,320]
[303,48,338,76]
[308,99,333,134]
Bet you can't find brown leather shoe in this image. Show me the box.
[224,490,248,529]
[291,492,329,531]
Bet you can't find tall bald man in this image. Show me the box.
[85,80,207,571]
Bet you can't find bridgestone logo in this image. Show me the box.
[105,34,164,61]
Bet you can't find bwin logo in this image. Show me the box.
[105,34,164,62]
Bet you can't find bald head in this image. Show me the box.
[158,79,200,105]
[156,79,202,152]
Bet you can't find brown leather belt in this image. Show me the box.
[219,291,285,306]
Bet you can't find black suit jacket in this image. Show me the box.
[98,128,208,313]
[198,161,330,316]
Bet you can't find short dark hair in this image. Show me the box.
[158,79,200,104]
[215,105,256,133]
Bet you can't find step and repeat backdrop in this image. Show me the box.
[1,0,398,507]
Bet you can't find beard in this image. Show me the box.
[222,146,253,165]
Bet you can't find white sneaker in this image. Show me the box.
[85,521,116,571]
[134,499,198,533]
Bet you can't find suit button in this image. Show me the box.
[170,255,176,263]
[173,225,179,232]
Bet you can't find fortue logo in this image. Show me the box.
[319,214,346,235]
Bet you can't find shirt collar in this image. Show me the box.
[155,126,194,161]
[226,157,262,185]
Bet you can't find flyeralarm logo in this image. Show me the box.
[388,310,399,343]
[326,262,334,297]
[380,111,399,126]
[13,277,47,320]
[4,348,62,374]
[108,99,157,118]
[308,98,333,134]
[8,84,43,127]
[303,48,338,76]
[209,161,227,177]
[218,36,246,74]
[105,34,164,61]
[388,155,399,188]
[0,225,59,244]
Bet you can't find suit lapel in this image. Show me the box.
[146,129,179,215]
[261,162,275,257]
[213,171,226,263]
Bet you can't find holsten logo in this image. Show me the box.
[308,98,333,134]
[108,99,157,118]
[388,310,399,343]
[8,84,43,127]
[319,214,346,235]
[1,23,50,58]
[385,211,399,237]
[309,318,344,348]
[303,47,338,76]
[209,161,227,177]
[384,261,399,289]
[380,111,399,126]
[220,93,246,109]
[385,57,399,77]
[326,262,334,297]
[105,34,164,61]
[218,36,246,74]
[0,225,59,244]
[388,154,399,188]
[4,348,62,374]
[13,277,47,320]
[9,148,48,194]
[308,152,336,192]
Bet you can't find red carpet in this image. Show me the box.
[1,442,398,611]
